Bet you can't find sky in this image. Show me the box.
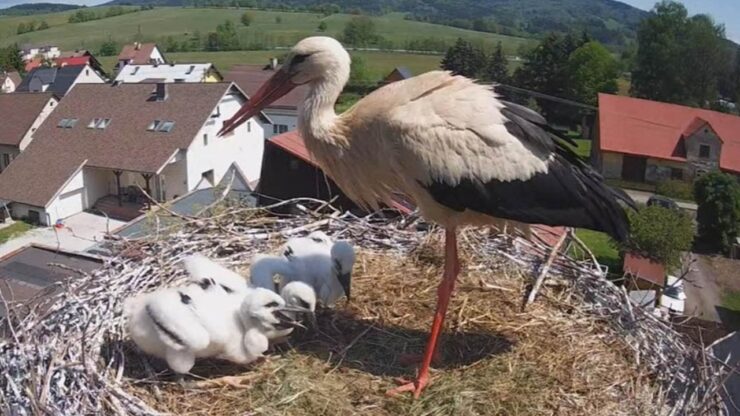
[0,0,737,42]
[620,0,740,42]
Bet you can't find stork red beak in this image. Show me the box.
[218,68,297,137]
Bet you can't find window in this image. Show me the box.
[273,124,288,134]
[670,168,683,180]
[201,169,214,185]
[158,121,175,132]
[97,118,111,129]
[203,134,208,146]
[699,144,711,159]
[57,118,77,128]
[131,66,139,75]
[174,78,185,83]
[85,69,89,76]
[247,121,251,132]
[186,65,195,75]
[2,154,9,168]
[211,106,220,118]
[87,118,100,128]
[147,120,162,131]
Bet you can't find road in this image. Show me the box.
[622,189,697,211]
[683,254,721,322]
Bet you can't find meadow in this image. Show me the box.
[0,7,534,56]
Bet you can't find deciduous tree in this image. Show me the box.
[567,41,619,105]
[694,172,740,254]
[485,41,508,83]
[623,205,694,268]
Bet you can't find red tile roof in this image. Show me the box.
[623,252,665,286]
[0,83,235,207]
[0,92,55,147]
[225,64,308,110]
[56,56,90,67]
[117,43,159,65]
[269,131,413,214]
[598,94,740,173]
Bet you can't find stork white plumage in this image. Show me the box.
[250,235,355,305]
[219,36,635,397]
[182,253,250,295]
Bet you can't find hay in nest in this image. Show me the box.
[0,199,729,415]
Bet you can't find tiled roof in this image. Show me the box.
[16,66,86,96]
[623,252,665,286]
[0,83,235,207]
[0,92,55,147]
[598,94,740,173]
[117,43,159,65]
[225,64,308,110]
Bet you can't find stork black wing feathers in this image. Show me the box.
[422,101,634,242]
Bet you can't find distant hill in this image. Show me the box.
[0,2,83,15]
[103,0,650,47]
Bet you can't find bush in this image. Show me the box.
[240,12,252,27]
[98,39,118,57]
[694,171,740,253]
[317,21,327,32]
[656,179,694,201]
[623,205,694,268]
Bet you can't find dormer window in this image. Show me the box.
[158,121,175,132]
[97,118,111,129]
[211,106,220,118]
[186,65,195,75]
[131,66,139,75]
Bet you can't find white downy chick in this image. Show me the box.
[182,253,250,296]
[239,287,312,343]
[124,285,211,374]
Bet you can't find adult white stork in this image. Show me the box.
[219,36,634,398]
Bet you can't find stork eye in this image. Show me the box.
[265,301,280,308]
[311,237,325,243]
[292,53,310,66]
[220,284,234,294]
[179,292,192,305]
[283,246,294,257]
[198,278,212,289]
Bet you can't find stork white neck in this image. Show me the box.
[299,59,349,146]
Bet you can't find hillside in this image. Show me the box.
[0,7,534,55]
[103,0,650,47]
[0,3,82,16]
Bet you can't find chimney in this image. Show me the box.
[135,42,141,50]
[155,82,167,101]
[270,57,278,70]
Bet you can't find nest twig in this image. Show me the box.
[0,198,728,415]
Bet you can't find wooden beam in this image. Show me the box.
[142,173,152,207]
[114,170,122,207]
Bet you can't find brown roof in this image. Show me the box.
[623,252,665,286]
[0,83,235,207]
[0,92,55,147]
[5,71,22,87]
[225,64,308,110]
[117,43,159,65]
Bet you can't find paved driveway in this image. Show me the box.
[622,189,697,211]
[683,254,722,322]
[0,212,126,257]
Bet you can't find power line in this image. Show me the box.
[490,83,598,111]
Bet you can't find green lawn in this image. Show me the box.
[722,290,740,312]
[0,221,32,244]
[564,137,592,160]
[572,229,622,275]
[0,7,534,56]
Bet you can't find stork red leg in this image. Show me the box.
[387,228,459,399]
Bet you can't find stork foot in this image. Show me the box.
[385,375,429,399]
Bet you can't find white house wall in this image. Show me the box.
[185,92,265,190]
[150,48,165,65]
[84,167,111,207]
[159,158,189,200]
[115,64,212,83]
[264,109,297,138]
[19,97,57,151]
[72,64,106,87]
[9,203,50,225]
[45,168,85,224]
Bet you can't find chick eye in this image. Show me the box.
[292,53,310,66]
[220,284,234,294]
[179,292,192,305]
[265,301,280,308]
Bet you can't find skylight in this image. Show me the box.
[88,118,111,129]
[186,65,195,75]
[158,121,175,132]
[147,120,161,131]
[87,118,100,128]
[57,118,78,128]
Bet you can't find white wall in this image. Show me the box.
[19,97,57,151]
[1,77,16,93]
[9,203,50,225]
[72,64,106,87]
[264,110,297,139]
[184,90,265,191]
[84,167,111,207]
[115,64,211,83]
[160,158,188,200]
[150,47,165,65]
[45,168,85,224]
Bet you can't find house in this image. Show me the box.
[380,67,413,85]
[225,61,309,138]
[20,45,60,63]
[0,71,21,93]
[595,94,740,183]
[16,65,105,97]
[115,42,165,71]
[623,252,666,289]
[0,244,102,320]
[257,131,413,215]
[0,82,270,226]
[0,92,58,174]
[25,50,105,74]
[114,63,222,84]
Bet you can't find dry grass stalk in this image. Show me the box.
[0,198,728,415]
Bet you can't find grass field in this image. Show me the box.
[0,221,32,244]
[722,290,740,312]
[573,229,622,275]
[0,7,534,56]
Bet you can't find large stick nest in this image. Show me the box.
[0,199,728,415]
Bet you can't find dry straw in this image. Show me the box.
[0,198,728,415]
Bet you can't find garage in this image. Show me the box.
[50,189,85,223]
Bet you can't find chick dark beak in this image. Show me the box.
[218,67,297,137]
[338,273,352,302]
[272,306,310,330]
